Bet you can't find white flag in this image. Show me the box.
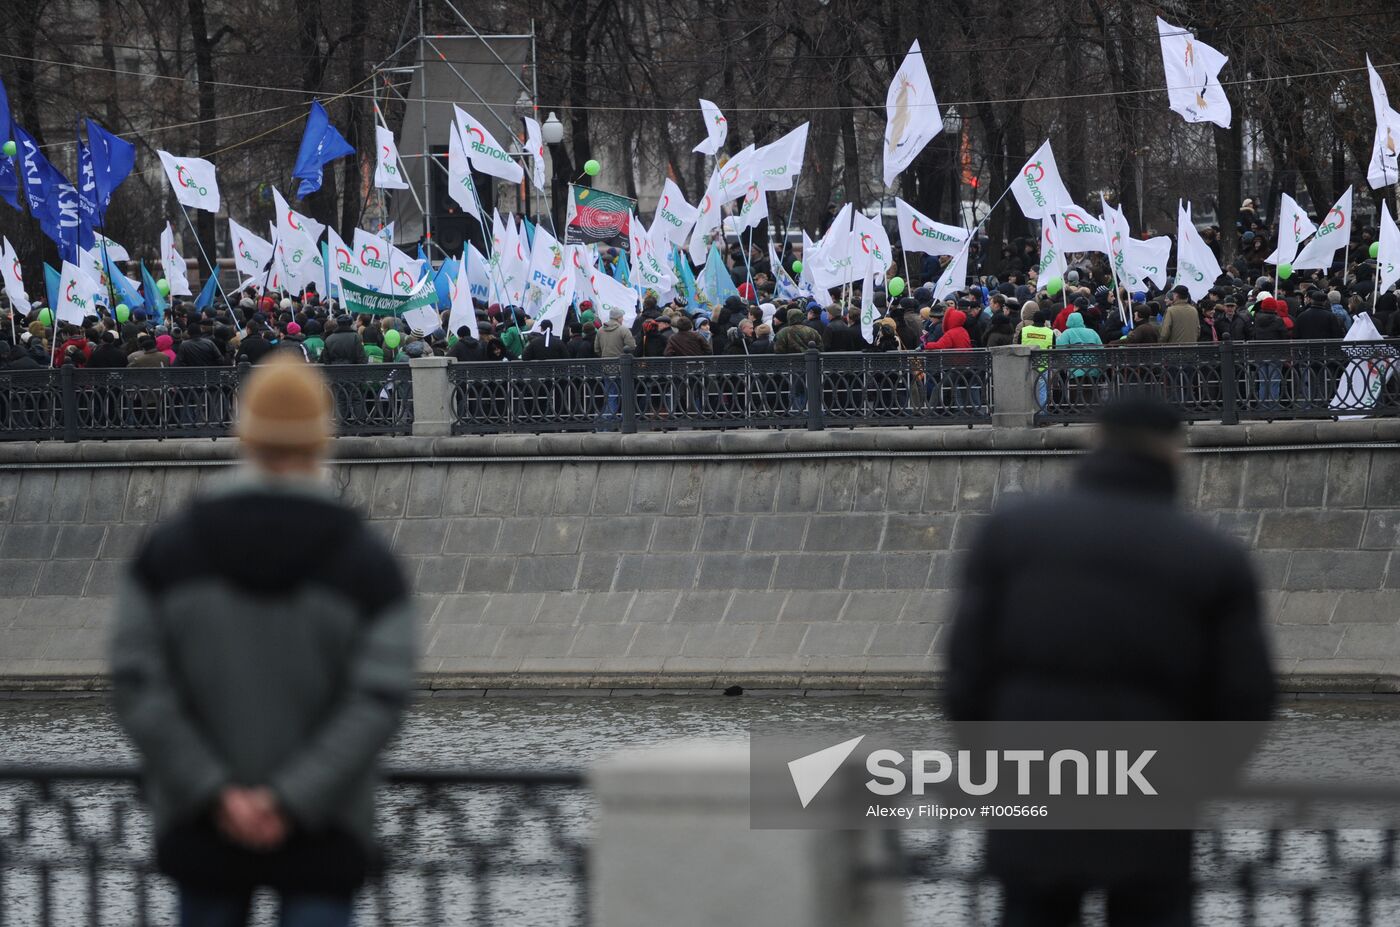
[76,246,110,305]
[56,261,103,325]
[1036,214,1066,285]
[157,150,220,213]
[755,123,808,192]
[229,218,273,282]
[1378,200,1400,294]
[1175,202,1222,301]
[448,247,482,341]
[94,233,128,263]
[708,144,758,201]
[931,242,970,302]
[522,116,547,192]
[352,228,391,292]
[590,267,639,328]
[652,178,698,248]
[1366,56,1400,190]
[386,245,423,296]
[464,243,490,305]
[883,40,943,186]
[734,182,768,233]
[1100,196,1131,290]
[1124,235,1172,291]
[159,222,192,296]
[1010,139,1072,219]
[446,121,483,223]
[1,237,29,314]
[499,217,529,307]
[326,228,359,297]
[687,189,721,267]
[373,124,410,190]
[806,203,858,291]
[272,187,324,294]
[452,105,523,183]
[1053,205,1108,254]
[1156,17,1231,129]
[852,209,893,280]
[572,244,598,308]
[896,197,968,257]
[693,99,728,156]
[1331,313,1395,419]
[859,260,876,343]
[523,224,568,316]
[630,214,674,299]
[1265,193,1316,267]
[1293,186,1352,271]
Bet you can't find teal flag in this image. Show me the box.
[194,272,219,310]
[44,263,60,315]
[140,261,166,321]
[339,276,436,317]
[694,243,739,309]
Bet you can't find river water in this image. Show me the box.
[3,693,1400,924]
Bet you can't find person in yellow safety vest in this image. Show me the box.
[1018,309,1055,410]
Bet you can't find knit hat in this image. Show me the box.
[235,354,333,451]
[286,322,302,335]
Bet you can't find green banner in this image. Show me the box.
[339,278,436,317]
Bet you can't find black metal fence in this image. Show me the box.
[1034,339,1400,424]
[0,365,414,442]
[0,766,588,927]
[448,349,993,434]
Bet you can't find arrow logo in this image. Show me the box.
[788,735,864,809]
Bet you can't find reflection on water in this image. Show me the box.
[3,693,1400,925]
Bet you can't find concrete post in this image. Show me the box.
[408,356,453,437]
[590,741,902,927]
[990,345,1037,429]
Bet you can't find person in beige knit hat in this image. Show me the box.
[113,352,414,927]
[234,353,335,473]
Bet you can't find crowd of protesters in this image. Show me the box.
[2,198,1394,388]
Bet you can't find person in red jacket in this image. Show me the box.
[923,307,972,350]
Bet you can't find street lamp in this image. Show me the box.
[541,111,568,233]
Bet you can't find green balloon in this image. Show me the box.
[2,140,14,158]
[887,276,906,298]
[1278,263,1293,280]
[1371,242,1381,259]
[791,260,802,274]
[384,328,402,349]
[583,159,601,177]
[156,278,170,297]
[115,304,130,323]
[37,307,52,326]
[1045,276,1063,296]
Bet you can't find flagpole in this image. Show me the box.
[175,203,230,312]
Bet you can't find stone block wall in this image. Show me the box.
[0,421,1397,691]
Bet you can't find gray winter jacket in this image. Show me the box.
[111,474,416,862]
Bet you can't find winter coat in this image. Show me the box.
[663,330,712,356]
[1294,305,1343,341]
[1157,300,1201,344]
[923,308,973,351]
[522,332,571,361]
[946,448,1273,887]
[320,330,366,365]
[112,475,415,893]
[594,320,636,358]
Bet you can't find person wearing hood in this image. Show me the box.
[725,320,754,355]
[522,320,571,361]
[774,307,819,354]
[1014,299,1040,343]
[922,307,972,351]
[750,323,774,354]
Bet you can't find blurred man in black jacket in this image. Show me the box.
[946,398,1274,927]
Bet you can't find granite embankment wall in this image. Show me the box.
[0,421,1397,692]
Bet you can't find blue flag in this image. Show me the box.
[140,260,166,321]
[104,253,142,310]
[44,263,60,314]
[85,119,134,222]
[52,181,89,261]
[0,79,16,210]
[695,243,739,309]
[292,100,355,198]
[14,125,60,236]
[76,141,98,227]
[671,246,697,306]
[522,217,536,250]
[194,272,219,310]
[433,258,459,306]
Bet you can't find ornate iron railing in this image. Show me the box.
[0,766,588,927]
[0,364,414,442]
[449,349,995,434]
[1033,339,1400,424]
